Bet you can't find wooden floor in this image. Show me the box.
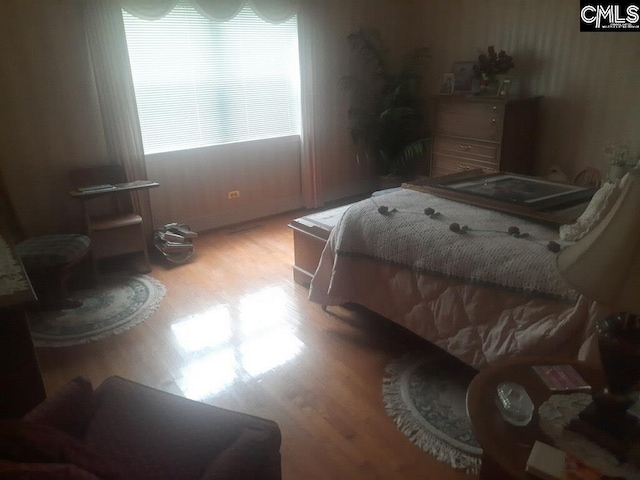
[37,209,475,480]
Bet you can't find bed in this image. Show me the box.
[308,188,610,369]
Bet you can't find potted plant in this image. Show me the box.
[472,46,514,95]
[341,28,430,184]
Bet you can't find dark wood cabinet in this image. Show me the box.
[431,95,540,177]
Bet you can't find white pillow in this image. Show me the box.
[559,181,620,241]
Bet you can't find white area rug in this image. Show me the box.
[29,274,166,347]
[383,350,482,474]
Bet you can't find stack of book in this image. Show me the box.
[154,224,197,262]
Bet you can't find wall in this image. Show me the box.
[306,0,426,204]
[5,1,635,236]
[147,136,302,231]
[0,0,108,236]
[417,0,640,179]
[0,0,423,236]
[150,0,426,217]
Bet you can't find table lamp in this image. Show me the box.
[556,168,640,451]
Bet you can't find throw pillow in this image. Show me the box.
[559,181,620,241]
[24,377,95,438]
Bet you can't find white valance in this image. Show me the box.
[120,0,298,23]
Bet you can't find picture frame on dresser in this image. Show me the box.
[497,79,512,98]
[438,73,455,95]
[451,61,475,91]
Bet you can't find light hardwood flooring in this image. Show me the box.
[36,210,475,480]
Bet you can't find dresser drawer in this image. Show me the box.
[437,98,505,116]
[436,110,504,141]
[433,136,498,163]
[431,152,499,177]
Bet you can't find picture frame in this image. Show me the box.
[443,173,594,209]
[497,78,512,98]
[439,73,455,95]
[402,170,597,226]
[451,61,475,91]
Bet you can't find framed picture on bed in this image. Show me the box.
[443,173,596,209]
[402,170,598,226]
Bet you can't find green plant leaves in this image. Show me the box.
[342,27,430,176]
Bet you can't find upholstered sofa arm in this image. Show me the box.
[12,376,281,479]
[86,376,282,480]
[200,426,282,480]
[0,419,124,479]
[23,377,96,439]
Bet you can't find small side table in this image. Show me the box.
[466,357,604,479]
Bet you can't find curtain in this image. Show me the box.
[120,0,298,22]
[297,0,321,207]
[82,0,153,237]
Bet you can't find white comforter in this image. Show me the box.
[309,189,609,369]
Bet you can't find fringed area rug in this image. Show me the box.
[383,349,482,474]
[29,275,166,347]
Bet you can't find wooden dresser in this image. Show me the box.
[431,95,540,177]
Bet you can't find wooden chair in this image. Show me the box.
[70,165,151,278]
[0,169,90,309]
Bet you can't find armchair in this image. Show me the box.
[0,168,90,309]
[0,376,282,479]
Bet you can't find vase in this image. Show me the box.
[474,74,502,96]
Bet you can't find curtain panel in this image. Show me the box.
[120,0,298,23]
[82,0,154,237]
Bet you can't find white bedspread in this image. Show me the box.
[334,189,577,300]
[309,190,609,369]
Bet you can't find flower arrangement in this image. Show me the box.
[472,46,514,79]
[604,142,637,167]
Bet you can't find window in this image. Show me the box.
[122,2,301,155]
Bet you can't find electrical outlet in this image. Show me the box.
[227,190,240,200]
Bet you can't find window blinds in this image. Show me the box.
[122,2,301,155]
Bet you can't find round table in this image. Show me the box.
[466,357,603,479]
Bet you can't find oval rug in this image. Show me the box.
[29,274,166,347]
[383,350,482,474]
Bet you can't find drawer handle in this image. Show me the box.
[491,118,496,124]
[457,164,473,171]
[457,144,472,151]
[492,106,498,112]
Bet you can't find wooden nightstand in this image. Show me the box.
[288,204,352,287]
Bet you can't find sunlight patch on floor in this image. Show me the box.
[172,286,304,400]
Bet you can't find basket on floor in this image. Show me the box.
[153,223,197,264]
